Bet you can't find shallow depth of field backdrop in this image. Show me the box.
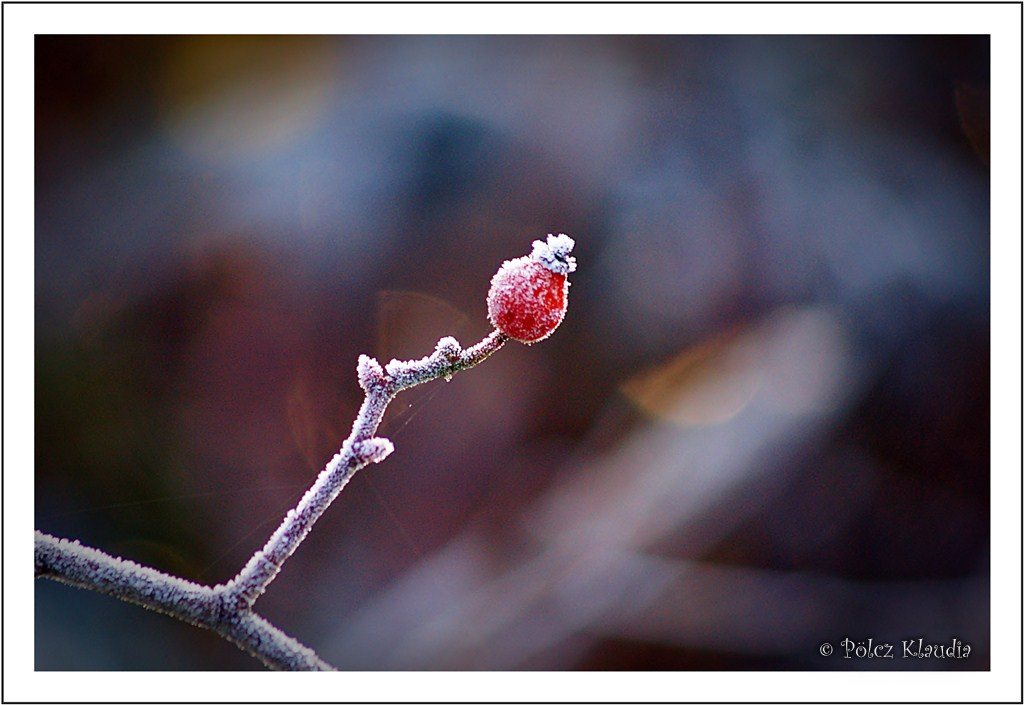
[35,35,990,670]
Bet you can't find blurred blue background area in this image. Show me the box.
[35,35,989,670]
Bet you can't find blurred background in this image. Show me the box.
[35,35,990,670]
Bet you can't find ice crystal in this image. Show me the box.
[530,233,577,275]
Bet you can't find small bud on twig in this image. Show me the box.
[435,336,463,363]
[353,437,395,465]
[357,354,385,392]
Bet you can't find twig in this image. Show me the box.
[220,329,508,608]
[35,329,509,670]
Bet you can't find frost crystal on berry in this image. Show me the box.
[531,233,577,275]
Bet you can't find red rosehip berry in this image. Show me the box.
[487,234,576,344]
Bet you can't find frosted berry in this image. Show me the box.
[487,234,576,344]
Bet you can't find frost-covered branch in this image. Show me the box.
[33,330,508,670]
[34,531,332,670]
[219,329,510,609]
[34,234,575,670]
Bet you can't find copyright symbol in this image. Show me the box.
[819,642,833,656]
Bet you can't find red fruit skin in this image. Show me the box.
[487,257,568,344]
